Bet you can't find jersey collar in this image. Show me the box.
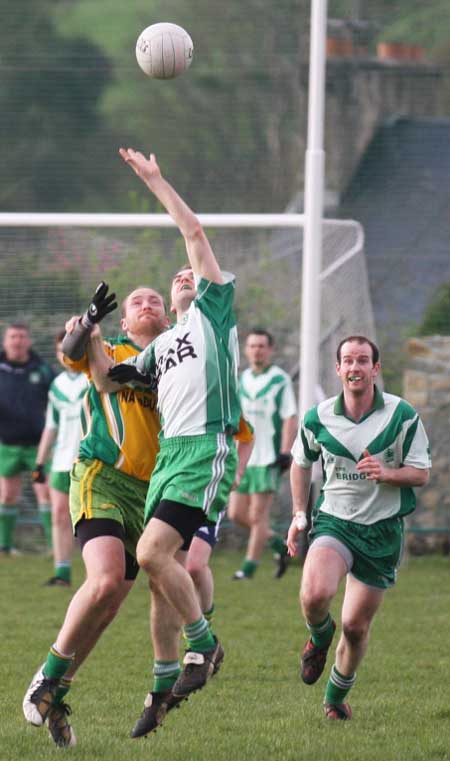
[334,385,384,422]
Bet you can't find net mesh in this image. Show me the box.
[0,217,375,544]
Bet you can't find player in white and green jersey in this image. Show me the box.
[228,329,297,580]
[33,331,88,586]
[108,148,240,712]
[286,335,431,722]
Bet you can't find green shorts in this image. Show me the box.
[0,443,41,477]
[310,510,404,589]
[50,470,71,494]
[236,464,280,494]
[70,458,148,559]
[145,433,238,526]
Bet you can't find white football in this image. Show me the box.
[136,22,194,80]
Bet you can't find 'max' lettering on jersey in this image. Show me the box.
[156,332,198,382]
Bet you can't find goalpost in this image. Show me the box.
[0,211,373,543]
[0,211,370,406]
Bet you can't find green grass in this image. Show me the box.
[1,551,450,761]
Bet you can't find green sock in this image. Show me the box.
[307,613,335,648]
[0,504,18,550]
[39,504,52,548]
[55,562,71,583]
[183,617,216,652]
[204,604,215,626]
[241,559,258,578]
[153,660,181,692]
[325,665,356,704]
[269,534,286,555]
[54,676,73,705]
[43,645,74,680]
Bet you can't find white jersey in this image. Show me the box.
[130,273,241,440]
[45,370,88,472]
[291,387,431,524]
[240,364,297,467]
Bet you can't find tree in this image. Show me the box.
[0,0,117,210]
[419,283,450,335]
[53,0,310,213]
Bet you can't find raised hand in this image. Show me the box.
[82,282,118,327]
[119,148,161,185]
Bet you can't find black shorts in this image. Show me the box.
[76,517,139,581]
[153,500,215,551]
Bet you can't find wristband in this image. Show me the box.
[61,320,92,361]
[293,511,307,530]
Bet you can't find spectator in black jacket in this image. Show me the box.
[0,323,55,554]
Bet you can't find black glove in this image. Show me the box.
[108,363,152,386]
[82,282,118,327]
[31,463,46,484]
[276,452,292,473]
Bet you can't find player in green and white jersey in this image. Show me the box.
[32,331,88,586]
[108,148,241,710]
[228,329,297,580]
[286,335,431,722]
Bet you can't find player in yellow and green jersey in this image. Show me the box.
[23,281,169,747]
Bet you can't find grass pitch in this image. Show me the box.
[1,550,449,761]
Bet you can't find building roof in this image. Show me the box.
[339,117,450,334]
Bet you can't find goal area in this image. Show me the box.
[0,212,376,545]
[0,212,375,394]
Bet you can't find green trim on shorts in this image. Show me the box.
[145,433,237,526]
[310,510,404,589]
[50,470,71,494]
[69,458,148,559]
[0,443,42,477]
[236,464,280,494]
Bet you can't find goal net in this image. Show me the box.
[0,213,375,543]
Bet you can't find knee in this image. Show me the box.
[248,511,264,529]
[88,574,123,610]
[52,505,69,528]
[301,583,332,616]
[136,539,161,576]
[341,618,369,646]
[186,557,204,583]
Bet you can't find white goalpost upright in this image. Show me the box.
[301,0,328,416]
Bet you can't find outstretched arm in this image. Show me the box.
[119,148,223,284]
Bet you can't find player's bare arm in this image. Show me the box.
[287,461,311,556]
[87,330,119,393]
[119,148,223,284]
[281,414,298,451]
[356,449,430,486]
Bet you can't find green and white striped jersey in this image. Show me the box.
[239,365,297,467]
[45,370,88,471]
[131,273,241,439]
[292,387,431,524]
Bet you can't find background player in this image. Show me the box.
[0,323,55,554]
[32,330,88,586]
[228,329,297,580]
